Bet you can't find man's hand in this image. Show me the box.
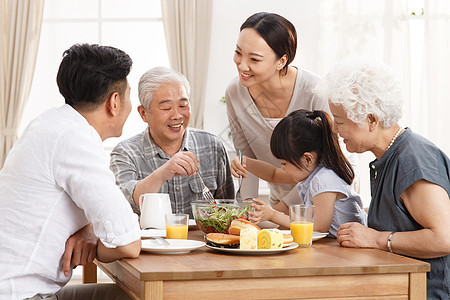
[132,151,200,204]
[159,151,199,181]
[62,223,98,277]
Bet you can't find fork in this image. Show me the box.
[235,150,243,201]
[197,173,215,204]
[153,237,170,247]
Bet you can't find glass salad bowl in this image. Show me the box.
[191,199,253,234]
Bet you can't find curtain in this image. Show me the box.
[161,0,212,129]
[317,0,410,78]
[0,0,44,167]
[420,0,450,154]
[317,0,450,204]
[317,0,450,155]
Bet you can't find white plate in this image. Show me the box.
[280,230,329,241]
[206,242,298,255]
[141,219,197,238]
[283,242,294,247]
[258,220,280,229]
[312,232,329,241]
[141,239,205,254]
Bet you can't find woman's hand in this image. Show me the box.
[230,155,248,178]
[248,198,275,223]
[337,222,387,249]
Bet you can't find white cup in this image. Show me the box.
[139,193,172,229]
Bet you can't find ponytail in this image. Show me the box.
[313,110,354,185]
[271,109,354,185]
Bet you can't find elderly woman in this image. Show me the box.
[316,61,450,299]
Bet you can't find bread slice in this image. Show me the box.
[240,227,258,249]
[205,233,240,248]
[228,219,261,235]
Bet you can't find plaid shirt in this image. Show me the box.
[110,127,235,217]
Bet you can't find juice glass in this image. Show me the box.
[165,213,189,239]
[289,205,315,247]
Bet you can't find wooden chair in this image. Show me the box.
[82,262,97,283]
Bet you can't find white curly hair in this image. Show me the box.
[315,61,403,128]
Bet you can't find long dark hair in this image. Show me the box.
[270,109,354,185]
[240,12,297,76]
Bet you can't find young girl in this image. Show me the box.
[231,109,367,237]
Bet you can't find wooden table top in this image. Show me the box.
[102,230,430,282]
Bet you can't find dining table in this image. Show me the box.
[93,229,429,300]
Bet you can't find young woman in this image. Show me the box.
[231,109,367,237]
[225,12,332,207]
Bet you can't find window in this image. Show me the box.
[21,0,170,282]
[20,0,169,152]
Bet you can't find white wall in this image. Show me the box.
[19,1,374,206]
[20,0,168,152]
[204,0,321,145]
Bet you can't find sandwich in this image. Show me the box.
[283,234,294,245]
[205,233,240,248]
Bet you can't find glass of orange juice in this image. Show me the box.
[165,213,189,239]
[289,205,315,247]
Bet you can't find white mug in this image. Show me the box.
[139,193,172,229]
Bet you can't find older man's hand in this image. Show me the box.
[62,223,98,277]
[160,151,200,180]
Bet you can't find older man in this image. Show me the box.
[0,44,140,300]
[110,67,234,217]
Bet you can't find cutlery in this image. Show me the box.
[153,237,170,247]
[197,172,215,204]
[235,150,243,202]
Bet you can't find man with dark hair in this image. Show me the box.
[0,43,140,300]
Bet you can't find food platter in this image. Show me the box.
[141,239,205,254]
[206,242,298,255]
[283,241,294,247]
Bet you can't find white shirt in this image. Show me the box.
[0,105,140,300]
[264,118,282,129]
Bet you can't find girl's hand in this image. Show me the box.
[230,155,248,178]
[248,198,275,223]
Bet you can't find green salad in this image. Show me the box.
[194,204,251,234]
